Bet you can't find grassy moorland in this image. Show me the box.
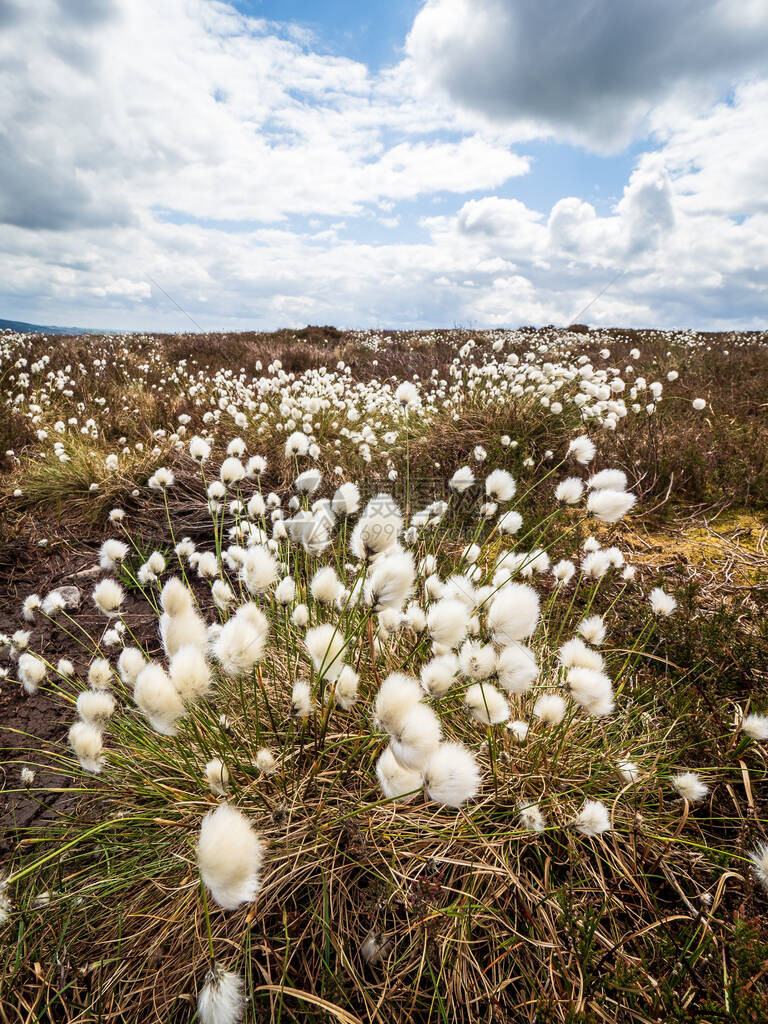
[1,324,767,1024]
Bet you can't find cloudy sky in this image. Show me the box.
[1,0,767,332]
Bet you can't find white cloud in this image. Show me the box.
[405,0,768,150]
[0,0,766,331]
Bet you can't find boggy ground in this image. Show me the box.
[1,324,768,1022]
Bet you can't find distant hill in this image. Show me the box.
[0,317,111,335]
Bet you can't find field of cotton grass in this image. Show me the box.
[2,324,768,1023]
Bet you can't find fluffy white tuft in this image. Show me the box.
[742,713,768,741]
[649,587,677,616]
[389,703,442,769]
[423,742,481,807]
[496,643,539,694]
[487,584,540,644]
[68,721,104,773]
[92,578,124,617]
[376,746,422,802]
[240,546,279,595]
[374,673,422,735]
[426,598,471,651]
[305,624,347,682]
[213,604,269,677]
[133,663,185,735]
[464,683,509,725]
[572,799,611,836]
[587,489,636,523]
[197,803,265,910]
[519,802,547,833]
[533,693,567,727]
[671,771,709,802]
[198,966,244,1024]
[420,653,459,697]
[169,645,212,701]
[578,615,606,646]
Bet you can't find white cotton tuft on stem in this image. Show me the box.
[197,803,265,911]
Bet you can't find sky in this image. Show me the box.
[1,0,767,332]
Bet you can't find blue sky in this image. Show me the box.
[235,0,420,65]
[1,0,766,331]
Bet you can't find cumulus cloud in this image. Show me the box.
[0,0,766,330]
[406,0,768,150]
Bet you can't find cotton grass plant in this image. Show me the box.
[5,406,766,1023]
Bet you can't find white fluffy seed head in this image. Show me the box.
[310,566,343,606]
[507,720,529,742]
[291,680,313,718]
[458,641,497,681]
[350,494,402,559]
[749,843,768,892]
[559,637,604,672]
[275,576,297,605]
[291,602,309,627]
[134,663,186,735]
[87,658,113,690]
[567,667,614,717]
[376,746,422,802]
[572,799,611,836]
[68,721,104,773]
[423,742,481,807]
[76,690,116,727]
[389,704,442,769]
[255,748,276,774]
[449,466,475,492]
[305,624,347,682]
[211,579,235,611]
[587,489,636,523]
[92,578,124,617]
[335,665,360,710]
[672,771,709,802]
[552,559,576,584]
[496,643,538,694]
[554,477,584,504]
[332,481,361,516]
[219,457,245,486]
[519,802,546,833]
[533,693,567,727]
[649,587,677,616]
[742,713,768,741]
[364,550,415,612]
[578,615,606,646]
[617,758,640,783]
[197,803,265,910]
[169,645,212,701]
[197,965,244,1024]
[160,576,193,617]
[205,758,229,797]
[213,604,269,677]
[498,509,523,535]
[487,584,540,644]
[568,435,596,464]
[404,602,427,632]
[426,598,471,650]
[485,469,516,502]
[588,469,628,491]
[374,673,422,735]
[420,653,459,697]
[18,652,47,694]
[22,594,40,622]
[99,539,129,571]
[118,646,146,686]
[241,546,279,595]
[464,683,509,725]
